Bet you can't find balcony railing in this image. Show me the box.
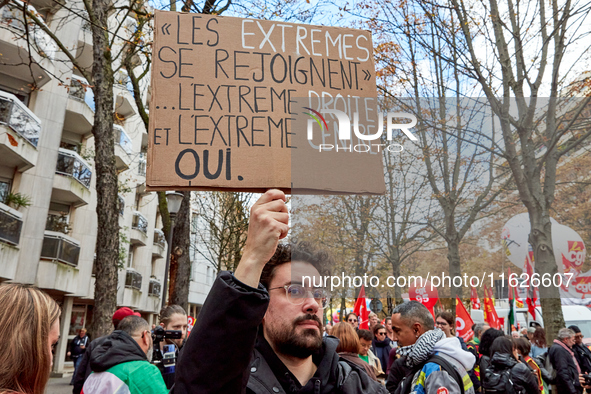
[40,232,80,266]
[125,269,142,290]
[132,211,148,234]
[0,202,22,245]
[138,152,146,176]
[69,76,95,112]
[1,2,57,60]
[45,213,70,234]
[0,90,42,147]
[114,69,135,96]
[153,229,165,249]
[149,279,161,297]
[114,125,133,154]
[56,148,92,188]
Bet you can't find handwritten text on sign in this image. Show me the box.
[148,11,377,192]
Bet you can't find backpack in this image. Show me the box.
[482,367,521,394]
[395,355,465,394]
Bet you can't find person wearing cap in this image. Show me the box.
[569,325,591,374]
[72,307,141,394]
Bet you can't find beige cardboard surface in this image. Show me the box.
[148,10,385,194]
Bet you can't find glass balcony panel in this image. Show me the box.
[69,76,95,112]
[0,91,41,147]
[0,205,22,245]
[138,152,146,176]
[40,234,80,266]
[132,211,148,234]
[114,125,133,154]
[56,149,92,188]
[153,229,165,248]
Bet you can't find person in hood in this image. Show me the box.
[81,315,167,394]
[388,301,476,394]
[481,336,539,394]
[174,189,387,394]
[72,306,141,394]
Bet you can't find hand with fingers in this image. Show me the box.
[235,189,289,288]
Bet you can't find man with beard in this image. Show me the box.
[81,315,167,394]
[174,189,387,394]
[387,301,475,394]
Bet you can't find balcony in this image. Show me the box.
[114,125,132,171]
[52,148,92,207]
[64,76,94,136]
[40,231,80,266]
[148,279,161,297]
[138,152,146,177]
[0,91,42,172]
[113,70,136,118]
[0,3,53,89]
[125,269,142,290]
[130,211,148,245]
[152,229,166,258]
[76,18,93,72]
[0,201,22,246]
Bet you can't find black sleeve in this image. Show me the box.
[174,272,269,394]
[72,340,93,394]
[513,363,540,394]
[386,357,410,393]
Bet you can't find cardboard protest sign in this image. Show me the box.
[148,10,385,194]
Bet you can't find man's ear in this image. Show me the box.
[160,322,165,328]
[143,331,151,348]
[412,322,423,335]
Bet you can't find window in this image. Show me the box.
[46,202,71,234]
[0,179,11,204]
[127,245,135,268]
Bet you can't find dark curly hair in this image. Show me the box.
[259,241,331,289]
[479,328,505,357]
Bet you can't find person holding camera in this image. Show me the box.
[155,304,188,389]
[81,315,167,394]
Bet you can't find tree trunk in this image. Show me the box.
[447,237,461,317]
[529,211,565,345]
[90,0,118,338]
[169,191,191,312]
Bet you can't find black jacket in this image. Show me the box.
[484,353,539,394]
[549,343,583,394]
[89,330,147,371]
[70,335,89,358]
[573,343,591,374]
[372,337,393,372]
[386,355,412,393]
[72,336,108,394]
[174,272,388,394]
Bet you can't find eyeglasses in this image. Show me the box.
[268,284,329,308]
[348,319,358,323]
[377,332,387,336]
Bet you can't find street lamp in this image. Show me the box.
[161,191,184,309]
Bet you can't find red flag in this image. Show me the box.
[409,281,438,318]
[353,287,370,330]
[483,284,501,329]
[455,298,475,341]
[525,246,538,320]
[471,287,481,310]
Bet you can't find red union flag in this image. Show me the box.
[353,287,370,329]
[455,298,474,341]
[471,287,481,310]
[483,285,500,329]
[409,280,438,318]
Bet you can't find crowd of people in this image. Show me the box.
[2,189,591,394]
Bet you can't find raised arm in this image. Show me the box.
[174,190,289,394]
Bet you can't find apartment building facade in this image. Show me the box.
[0,0,202,375]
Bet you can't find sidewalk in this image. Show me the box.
[45,376,72,394]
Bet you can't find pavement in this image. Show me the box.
[46,376,73,394]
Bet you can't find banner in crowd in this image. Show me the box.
[409,281,438,317]
[353,287,370,329]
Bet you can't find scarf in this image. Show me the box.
[554,339,581,374]
[397,329,445,367]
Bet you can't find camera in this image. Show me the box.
[151,325,182,364]
[583,374,591,386]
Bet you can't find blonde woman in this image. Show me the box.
[0,284,60,394]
